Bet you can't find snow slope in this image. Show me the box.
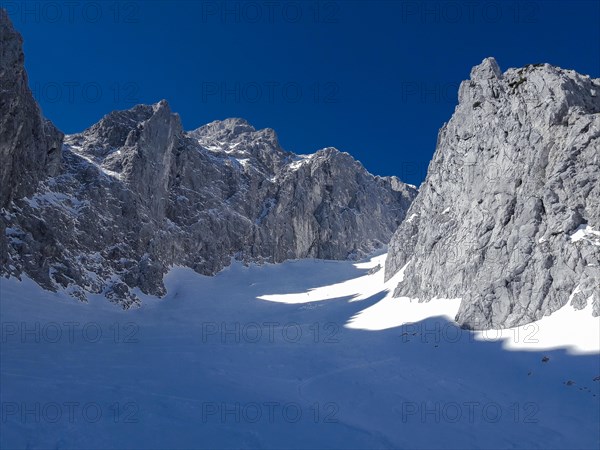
[1,254,599,449]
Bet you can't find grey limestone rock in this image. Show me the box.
[385,57,600,329]
[0,10,63,210]
[0,9,416,307]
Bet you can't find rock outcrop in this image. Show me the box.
[0,9,416,306]
[385,58,600,329]
[7,4,596,328]
[1,9,63,273]
[0,9,63,208]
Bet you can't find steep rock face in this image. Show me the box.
[0,8,417,307]
[385,58,600,329]
[2,106,416,306]
[256,148,415,262]
[67,101,182,220]
[190,118,289,174]
[0,9,62,208]
[0,9,63,272]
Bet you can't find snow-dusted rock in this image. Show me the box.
[385,58,600,329]
[0,9,63,280]
[0,10,416,306]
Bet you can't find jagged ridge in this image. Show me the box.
[385,57,600,329]
[0,10,416,307]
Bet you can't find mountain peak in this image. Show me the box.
[189,118,284,161]
[190,118,256,139]
[386,59,600,329]
[66,101,181,158]
[470,57,503,81]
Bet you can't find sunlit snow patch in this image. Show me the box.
[257,253,390,304]
[258,254,463,331]
[472,301,600,355]
[258,252,599,354]
[288,154,313,171]
[570,224,600,246]
[346,296,462,331]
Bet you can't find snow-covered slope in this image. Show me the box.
[2,254,598,449]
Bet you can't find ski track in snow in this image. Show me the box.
[1,253,599,449]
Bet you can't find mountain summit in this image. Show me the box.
[0,11,416,306]
[385,57,600,329]
[1,7,597,330]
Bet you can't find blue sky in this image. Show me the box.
[6,0,600,185]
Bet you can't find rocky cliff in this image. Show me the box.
[385,58,600,329]
[0,10,416,307]
[0,9,63,208]
[1,9,63,272]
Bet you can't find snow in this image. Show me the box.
[1,253,599,449]
[288,154,313,171]
[570,224,600,246]
[348,295,462,331]
[199,140,247,155]
[237,158,250,168]
[261,254,600,354]
[23,191,88,215]
[67,144,123,180]
[485,300,600,354]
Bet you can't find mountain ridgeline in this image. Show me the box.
[0,10,416,307]
[385,58,600,329]
[1,9,598,329]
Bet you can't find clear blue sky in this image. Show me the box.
[7,0,600,185]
